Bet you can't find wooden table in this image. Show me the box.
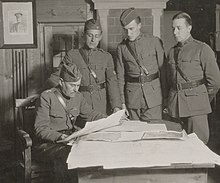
[78,163,214,183]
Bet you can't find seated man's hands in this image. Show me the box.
[57,134,69,142]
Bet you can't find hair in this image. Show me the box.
[172,12,192,26]
[134,16,141,24]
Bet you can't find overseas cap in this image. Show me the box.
[15,12,23,16]
[120,7,139,26]
[84,19,102,32]
[60,64,82,82]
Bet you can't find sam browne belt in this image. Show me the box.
[173,79,204,90]
[126,72,159,83]
[79,82,106,93]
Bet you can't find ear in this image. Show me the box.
[59,79,63,86]
[99,33,103,41]
[138,22,142,29]
[188,25,192,32]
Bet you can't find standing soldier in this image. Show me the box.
[116,7,166,121]
[47,19,122,116]
[166,12,220,144]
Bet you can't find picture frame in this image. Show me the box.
[0,0,37,48]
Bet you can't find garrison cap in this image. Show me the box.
[120,7,139,26]
[15,12,23,16]
[84,19,102,32]
[60,64,82,82]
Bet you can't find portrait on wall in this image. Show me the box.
[0,0,37,48]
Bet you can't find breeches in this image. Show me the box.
[181,115,209,144]
[32,143,78,183]
[128,105,162,121]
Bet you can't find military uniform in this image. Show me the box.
[34,64,106,183]
[34,87,106,143]
[116,33,166,121]
[48,46,121,114]
[166,36,220,143]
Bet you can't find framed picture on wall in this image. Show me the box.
[0,0,37,48]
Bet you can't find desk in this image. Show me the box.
[66,122,220,183]
[78,164,214,183]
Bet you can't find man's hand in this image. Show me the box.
[112,107,121,113]
[59,134,69,140]
[122,104,129,117]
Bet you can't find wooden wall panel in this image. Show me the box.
[0,49,14,137]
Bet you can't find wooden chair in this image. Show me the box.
[15,95,53,183]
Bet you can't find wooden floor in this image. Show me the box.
[1,111,220,183]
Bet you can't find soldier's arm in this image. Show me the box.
[201,44,220,102]
[105,52,122,111]
[115,45,126,105]
[79,95,107,122]
[34,92,62,142]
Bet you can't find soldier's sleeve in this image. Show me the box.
[105,52,122,110]
[201,44,220,102]
[79,95,107,122]
[34,91,62,142]
[154,37,168,102]
[43,50,75,90]
[115,45,125,104]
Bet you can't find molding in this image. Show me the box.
[92,0,168,9]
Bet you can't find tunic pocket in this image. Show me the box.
[49,111,64,118]
[184,87,209,112]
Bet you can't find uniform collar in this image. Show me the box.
[82,45,98,52]
[176,36,193,47]
[127,32,143,43]
[56,86,71,100]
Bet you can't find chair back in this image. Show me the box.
[15,94,39,140]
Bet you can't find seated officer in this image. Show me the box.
[33,64,106,183]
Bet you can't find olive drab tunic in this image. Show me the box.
[34,87,106,143]
[48,46,121,114]
[166,36,220,118]
[116,33,166,109]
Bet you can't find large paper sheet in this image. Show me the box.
[58,109,125,143]
[79,130,185,142]
[101,121,167,132]
[67,133,220,169]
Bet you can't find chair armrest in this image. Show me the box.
[17,128,32,149]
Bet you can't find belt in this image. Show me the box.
[79,82,106,93]
[126,72,159,83]
[173,79,204,90]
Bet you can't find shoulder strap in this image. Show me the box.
[54,90,67,110]
[125,42,149,75]
[79,48,99,83]
[54,90,76,126]
[174,47,190,82]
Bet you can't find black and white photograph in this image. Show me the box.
[0,0,220,183]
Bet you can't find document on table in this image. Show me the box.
[57,109,125,143]
[79,130,185,142]
[101,121,167,132]
[67,133,220,169]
